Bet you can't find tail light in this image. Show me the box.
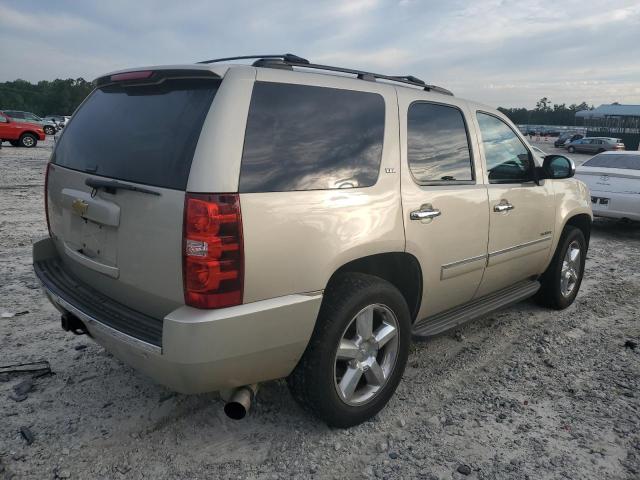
[44,163,52,237]
[183,193,243,309]
[110,70,153,82]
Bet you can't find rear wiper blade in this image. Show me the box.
[85,178,161,196]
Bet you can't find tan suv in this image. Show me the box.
[33,54,592,427]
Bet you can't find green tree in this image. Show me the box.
[499,98,594,126]
[0,78,94,116]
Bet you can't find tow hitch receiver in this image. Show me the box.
[61,312,88,335]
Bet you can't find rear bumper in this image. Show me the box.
[590,192,640,221]
[33,238,322,393]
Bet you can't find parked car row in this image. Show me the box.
[0,111,46,147]
[550,132,626,154]
[0,110,70,147]
[42,114,71,129]
[554,133,583,147]
[1,110,59,135]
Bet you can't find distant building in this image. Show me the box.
[576,103,640,149]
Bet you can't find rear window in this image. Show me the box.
[583,154,640,170]
[53,78,220,190]
[239,82,385,192]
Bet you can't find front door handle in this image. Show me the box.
[410,204,441,221]
[493,200,515,213]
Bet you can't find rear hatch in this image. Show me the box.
[47,70,221,318]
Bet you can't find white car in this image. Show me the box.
[575,151,640,221]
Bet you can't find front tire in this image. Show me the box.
[536,226,587,309]
[568,146,575,153]
[19,133,37,148]
[287,273,411,428]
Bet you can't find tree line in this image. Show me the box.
[498,97,594,126]
[0,78,94,116]
[1,79,595,127]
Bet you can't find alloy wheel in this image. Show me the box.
[560,240,581,297]
[333,304,399,406]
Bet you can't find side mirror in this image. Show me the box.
[541,155,575,180]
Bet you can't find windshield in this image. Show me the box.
[53,77,220,190]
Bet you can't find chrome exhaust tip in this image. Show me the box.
[223,384,258,420]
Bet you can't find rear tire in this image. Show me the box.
[536,226,586,310]
[43,125,55,135]
[19,133,37,148]
[287,273,411,428]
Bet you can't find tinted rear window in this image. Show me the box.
[53,78,219,190]
[583,154,640,170]
[239,82,385,192]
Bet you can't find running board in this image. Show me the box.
[412,280,540,339]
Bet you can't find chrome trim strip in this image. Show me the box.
[440,254,487,280]
[442,254,487,270]
[489,236,552,258]
[39,278,161,355]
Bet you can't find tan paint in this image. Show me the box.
[47,165,185,318]
[240,71,405,303]
[396,89,490,318]
[39,62,593,396]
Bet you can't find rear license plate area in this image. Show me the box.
[65,213,118,267]
[591,197,609,209]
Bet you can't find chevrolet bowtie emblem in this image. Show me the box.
[71,199,89,216]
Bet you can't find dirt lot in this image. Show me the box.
[1,138,639,480]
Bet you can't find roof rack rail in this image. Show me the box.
[196,54,453,96]
[197,53,310,65]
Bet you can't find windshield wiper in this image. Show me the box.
[85,178,161,196]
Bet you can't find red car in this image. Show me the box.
[0,111,46,147]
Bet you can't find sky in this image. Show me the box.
[1,0,639,108]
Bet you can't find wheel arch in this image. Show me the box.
[326,252,422,322]
[564,213,592,246]
[20,130,40,138]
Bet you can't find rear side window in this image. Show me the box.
[583,154,640,170]
[407,102,474,183]
[239,82,385,192]
[53,78,220,190]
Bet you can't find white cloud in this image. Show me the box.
[0,0,638,107]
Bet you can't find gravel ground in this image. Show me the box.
[1,138,639,480]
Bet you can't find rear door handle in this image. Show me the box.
[493,201,514,213]
[410,204,441,221]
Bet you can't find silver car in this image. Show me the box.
[566,137,625,154]
[3,110,58,135]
